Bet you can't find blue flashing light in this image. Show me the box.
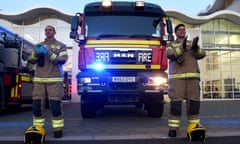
[94,62,104,71]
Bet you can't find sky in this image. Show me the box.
[0,0,216,16]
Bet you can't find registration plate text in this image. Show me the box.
[112,76,136,82]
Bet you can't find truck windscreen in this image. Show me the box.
[84,15,162,39]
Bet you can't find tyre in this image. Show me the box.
[5,103,22,112]
[80,102,96,118]
[147,102,164,118]
[144,94,164,118]
[0,77,4,112]
[135,102,143,109]
[0,94,3,112]
[0,102,3,113]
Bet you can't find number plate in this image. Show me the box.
[112,76,136,82]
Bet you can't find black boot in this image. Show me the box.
[54,130,63,138]
[168,129,177,137]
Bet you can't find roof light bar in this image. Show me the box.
[136,1,145,7]
[102,0,112,7]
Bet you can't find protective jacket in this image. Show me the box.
[166,39,205,79]
[29,38,68,82]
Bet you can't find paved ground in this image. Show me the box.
[0,100,240,143]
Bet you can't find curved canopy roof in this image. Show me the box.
[167,9,240,25]
[199,0,240,16]
[0,7,72,25]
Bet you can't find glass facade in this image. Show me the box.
[200,19,240,100]
[1,14,240,100]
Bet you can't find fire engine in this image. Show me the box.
[70,0,173,118]
[0,26,34,112]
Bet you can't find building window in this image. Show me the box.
[201,50,240,99]
[200,19,240,99]
[205,52,218,70]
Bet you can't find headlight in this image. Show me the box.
[80,77,100,84]
[80,77,91,84]
[147,76,167,86]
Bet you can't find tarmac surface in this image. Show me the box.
[0,100,240,143]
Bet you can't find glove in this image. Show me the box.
[42,45,48,55]
[35,44,48,67]
[49,52,57,61]
[191,36,199,50]
[48,48,66,65]
[35,44,42,54]
[182,36,188,50]
[177,55,185,64]
[37,53,45,67]
[35,44,48,55]
[48,51,59,65]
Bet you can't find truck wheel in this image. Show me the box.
[81,102,96,118]
[0,93,3,112]
[135,102,143,109]
[6,103,22,112]
[0,99,3,112]
[145,95,164,118]
[0,76,4,112]
[147,102,164,118]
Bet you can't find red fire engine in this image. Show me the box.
[70,0,173,118]
[0,26,34,112]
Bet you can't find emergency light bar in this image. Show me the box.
[102,0,112,7]
[94,62,104,71]
[135,1,145,10]
[135,1,145,7]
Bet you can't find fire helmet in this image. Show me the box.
[187,123,206,142]
[24,125,45,144]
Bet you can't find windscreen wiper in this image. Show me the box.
[96,34,129,39]
[129,34,153,40]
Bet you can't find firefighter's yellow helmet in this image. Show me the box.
[24,125,45,144]
[187,123,206,142]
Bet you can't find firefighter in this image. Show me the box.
[166,24,206,140]
[28,25,68,138]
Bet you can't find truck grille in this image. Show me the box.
[109,82,138,90]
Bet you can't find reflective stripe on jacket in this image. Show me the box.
[168,72,200,79]
[33,77,63,83]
